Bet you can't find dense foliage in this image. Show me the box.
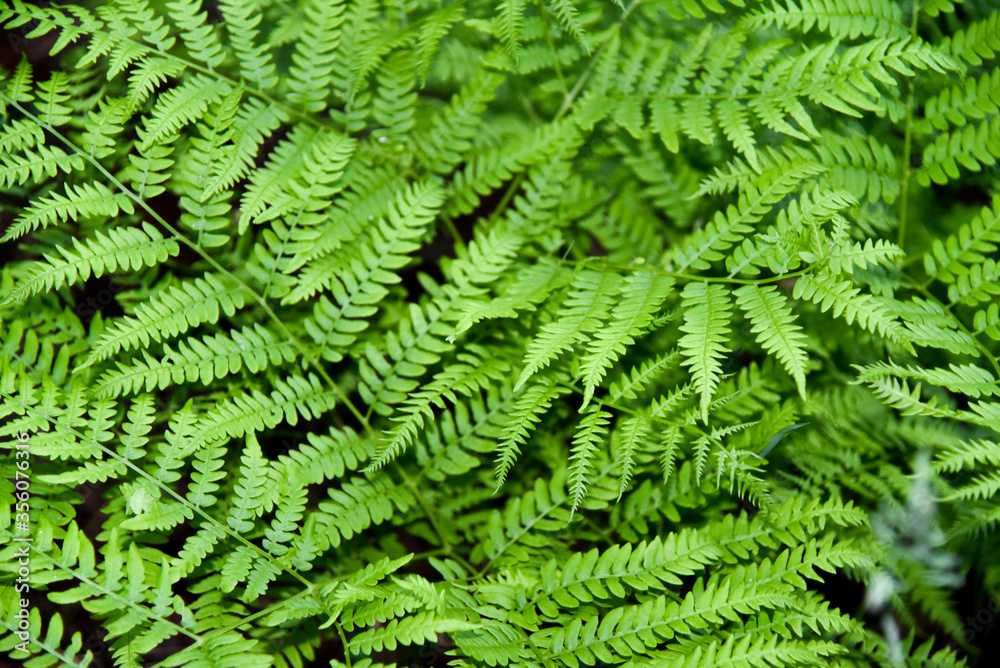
[1,0,999,665]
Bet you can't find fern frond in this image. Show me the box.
[679,282,733,422]
[287,0,347,112]
[918,67,1000,136]
[476,472,572,563]
[891,296,980,355]
[919,115,1000,186]
[0,590,93,666]
[278,427,374,486]
[924,196,1000,286]
[649,634,845,668]
[741,0,907,40]
[539,570,798,665]
[819,238,904,275]
[350,613,477,654]
[862,376,963,421]
[218,0,278,90]
[34,71,73,128]
[414,3,464,85]
[302,180,443,359]
[96,324,296,396]
[165,0,224,69]
[735,285,810,399]
[201,98,286,201]
[81,272,250,368]
[140,75,229,151]
[548,0,593,54]
[934,439,1000,474]
[568,405,612,515]
[311,476,414,551]
[1,182,135,242]
[940,10,1000,66]
[532,529,722,613]
[516,267,623,391]
[614,413,651,499]
[2,223,179,305]
[227,433,271,533]
[0,144,84,190]
[496,0,527,59]
[193,373,339,448]
[371,349,509,470]
[610,348,682,402]
[578,271,674,407]
[495,378,567,489]
[943,470,1000,502]
[1,55,34,111]
[157,631,269,668]
[792,272,909,346]
[666,166,818,273]
[238,125,318,229]
[414,69,506,174]
[855,360,1000,399]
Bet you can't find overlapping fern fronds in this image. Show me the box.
[0,0,997,666]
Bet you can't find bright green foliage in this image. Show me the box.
[679,281,733,422]
[1,0,998,666]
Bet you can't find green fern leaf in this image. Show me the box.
[1,182,134,242]
[495,378,567,489]
[516,267,623,391]
[615,414,651,500]
[165,0,225,69]
[80,272,250,368]
[140,74,229,151]
[349,613,477,654]
[287,0,347,112]
[792,272,910,347]
[96,323,297,396]
[568,405,612,515]
[579,271,674,407]
[228,433,271,533]
[679,282,733,421]
[2,223,179,305]
[735,285,810,399]
[193,373,338,448]
[218,0,278,90]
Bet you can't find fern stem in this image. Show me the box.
[396,464,477,572]
[441,212,468,252]
[338,624,353,668]
[897,0,921,252]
